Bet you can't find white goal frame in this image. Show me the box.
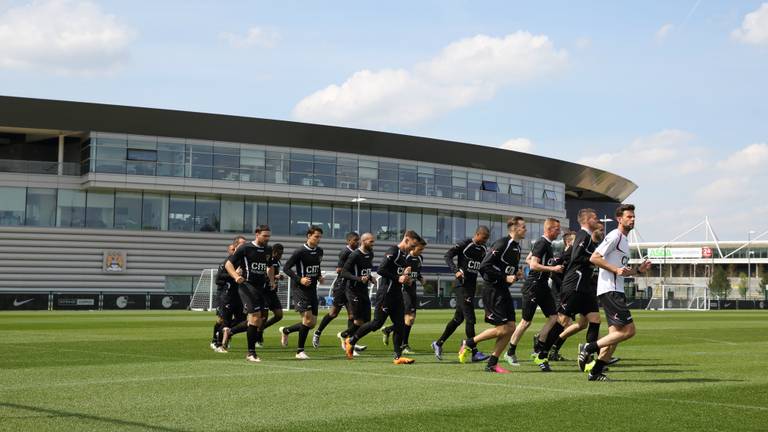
[646,283,710,311]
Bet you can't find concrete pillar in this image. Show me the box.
[57,134,64,175]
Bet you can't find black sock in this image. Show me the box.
[507,343,517,356]
[553,337,566,351]
[255,328,264,344]
[437,318,462,346]
[341,323,359,338]
[315,314,336,335]
[533,338,542,353]
[263,314,282,330]
[585,341,599,354]
[284,323,302,334]
[587,322,600,344]
[465,338,477,349]
[403,324,412,346]
[230,320,248,335]
[212,322,222,343]
[393,328,404,358]
[592,359,607,375]
[487,355,499,367]
[246,325,258,355]
[297,324,311,352]
[383,325,394,335]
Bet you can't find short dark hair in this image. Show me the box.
[272,243,284,256]
[416,237,427,247]
[563,230,576,241]
[232,235,246,246]
[507,216,524,229]
[346,231,360,242]
[306,225,324,236]
[404,229,419,239]
[254,224,271,234]
[475,225,490,235]
[545,217,560,226]
[577,208,596,223]
[615,203,635,218]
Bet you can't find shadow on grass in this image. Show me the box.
[0,402,188,432]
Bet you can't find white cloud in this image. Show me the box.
[717,142,768,172]
[220,26,278,48]
[575,36,591,49]
[292,31,568,127]
[500,138,534,153]
[655,23,674,42]
[732,3,768,45]
[577,129,695,171]
[0,0,135,74]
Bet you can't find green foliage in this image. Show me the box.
[737,272,749,299]
[709,266,730,299]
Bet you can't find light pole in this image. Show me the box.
[351,193,367,234]
[599,215,613,233]
[748,230,756,296]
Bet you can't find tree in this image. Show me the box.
[761,270,768,296]
[737,272,749,299]
[709,266,730,299]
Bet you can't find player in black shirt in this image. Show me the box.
[312,232,360,349]
[537,209,603,370]
[224,225,275,362]
[459,217,525,373]
[279,226,325,360]
[211,236,246,352]
[432,225,490,361]
[382,237,426,354]
[503,218,564,371]
[345,230,420,364]
[339,232,376,356]
[257,243,285,346]
[542,230,575,361]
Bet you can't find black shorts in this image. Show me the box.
[559,289,599,319]
[263,289,282,311]
[331,283,348,308]
[482,284,515,326]
[521,283,557,322]
[346,285,371,322]
[454,282,477,317]
[293,286,319,315]
[403,284,418,313]
[599,292,633,327]
[238,282,266,314]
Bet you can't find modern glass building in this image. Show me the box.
[0,96,636,297]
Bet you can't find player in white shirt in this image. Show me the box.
[579,204,651,381]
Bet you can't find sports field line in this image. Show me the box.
[682,336,739,346]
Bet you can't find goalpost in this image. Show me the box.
[190,268,217,311]
[646,283,710,311]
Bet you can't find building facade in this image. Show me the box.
[0,96,636,300]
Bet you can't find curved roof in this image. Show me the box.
[0,95,636,201]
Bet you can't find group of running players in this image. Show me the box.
[209,204,649,381]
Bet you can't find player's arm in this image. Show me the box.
[529,242,564,273]
[443,241,462,278]
[340,252,363,282]
[226,249,245,284]
[282,249,301,284]
[479,240,505,284]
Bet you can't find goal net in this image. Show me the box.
[646,283,710,311]
[190,268,217,311]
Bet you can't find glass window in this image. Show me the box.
[452,212,466,243]
[97,146,126,160]
[195,195,220,232]
[371,206,389,240]
[543,190,557,200]
[95,159,125,174]
[25,188,56,227]
[0,186,26,226]
[398,164,417,183]
[422,209,437,242]
[114,191,141,230]
[437,210,452,244]
[312,202,332,234]
[332,204,352,239]
[465,212,479,238]
[213,154,239,169]
[95,136,127,148]
[358,166,377,191]
[127,149,157,162]
[406,210,422,235]
[290,201,312,235]
[388,206,405,241]
[169,194,195,232]
[336,158,358,189]
[157,163,185,177]
[126,161,156,176]
[142,192,168,230]
[266,152,289,184]
[157,141,186,164]
[127,137,157,150]
[243,198,268,233]
[85,190,114,228]
[267,200,290,236]
[379,180,398,193]
[240,148,265,183]
[221,196,244,233]
[481,181,498,192]
[57,189,85,228]
[491,215,504,240]
[356,205,371,234]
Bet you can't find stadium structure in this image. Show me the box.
[0,96,636,310]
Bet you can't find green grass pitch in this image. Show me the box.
[1,309,767,431]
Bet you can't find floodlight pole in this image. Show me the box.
[748,230,755,296]
[352,193,367,234]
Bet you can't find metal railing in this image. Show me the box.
[0,159,79,176]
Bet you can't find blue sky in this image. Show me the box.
[1,0,767,241]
